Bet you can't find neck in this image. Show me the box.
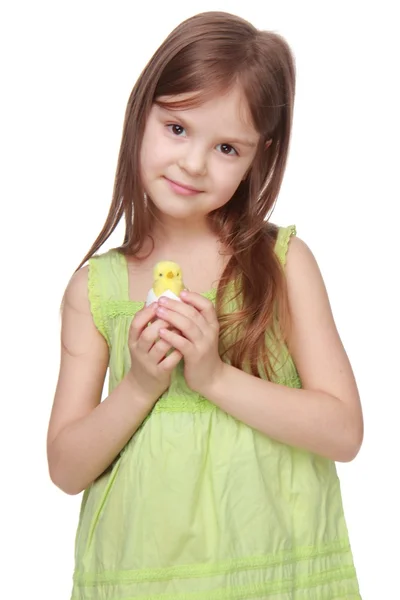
[150,216,218,254]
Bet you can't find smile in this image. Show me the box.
[164,177,202,196]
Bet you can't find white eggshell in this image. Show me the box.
[145,288,182,307]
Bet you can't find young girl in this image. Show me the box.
[47,11,363,600]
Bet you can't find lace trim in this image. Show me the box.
[73,540,357,588]
[104,300,144,318]
[153,398,215,413]
[88,258,110,345]
[103,288,218,319]
[276,224,297,266]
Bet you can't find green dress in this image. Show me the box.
[71,225,361,599]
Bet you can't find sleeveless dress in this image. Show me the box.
[71,225,361,600]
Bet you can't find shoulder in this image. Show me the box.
[284,234,332,327]
[62,262,110,345]
[284,234,339,364]
[285,235,326,300]
[63,266,91,315]
[62,249,120,310]
[286,234,317,269]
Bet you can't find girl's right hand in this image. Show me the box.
[127,303,182,403]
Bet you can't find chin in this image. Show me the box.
[149,193,198,217]
[160,207,203,222]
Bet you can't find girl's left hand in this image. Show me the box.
[156,291,224,396]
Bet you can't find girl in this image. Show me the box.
[47,11,363,600]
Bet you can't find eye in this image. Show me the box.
[167,124,186,137]
[177,272,180,276]
[216,143,238,156]
[159,273,163,277]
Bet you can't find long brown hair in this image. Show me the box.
[77,11,296,378]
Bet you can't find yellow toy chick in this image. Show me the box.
[145,261,186,306]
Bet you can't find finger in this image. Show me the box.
[129,303,158,343]
[156,306,202,343]
[179,291,219,327]
[158,296,205,324]
[149,338,174,363]
[136,318,170,353]
[159,327,191,354]
[158,348,183,371]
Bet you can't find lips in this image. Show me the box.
[164,177,202,194]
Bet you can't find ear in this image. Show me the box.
[265,139,272,150]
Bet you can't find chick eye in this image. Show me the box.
[159,273,163,277]
[177,272,180,276]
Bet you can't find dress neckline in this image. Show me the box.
[115,250,218,305]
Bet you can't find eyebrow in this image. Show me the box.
[226,137,257,148]
[158,105,258,148]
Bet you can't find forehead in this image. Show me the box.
[156,85,257,136]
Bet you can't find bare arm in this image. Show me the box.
[47,267,155,495]
[202,237,363,462]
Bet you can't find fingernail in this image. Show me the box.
[158,297,168,305]
[180,290,188,298]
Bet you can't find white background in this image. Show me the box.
[1,1,399,598]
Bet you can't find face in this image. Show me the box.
[140,85,260,226]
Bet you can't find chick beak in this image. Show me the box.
[166,271,174,279]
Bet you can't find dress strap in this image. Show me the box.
[88,249,127,345]
[274,225,297,267]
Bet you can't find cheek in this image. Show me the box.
[212,163,247,197]
[141,132,170,174]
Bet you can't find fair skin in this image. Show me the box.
[140,86,259,234]
[47,86,362,495]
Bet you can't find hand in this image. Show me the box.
[127,303,182,403]
[156,291,224,396]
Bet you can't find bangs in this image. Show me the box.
[154,77,260,140]
[154,67,277,140]
[154,79,236,112]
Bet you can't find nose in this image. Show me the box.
[178,143,207,177]
[166,271,174,279]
